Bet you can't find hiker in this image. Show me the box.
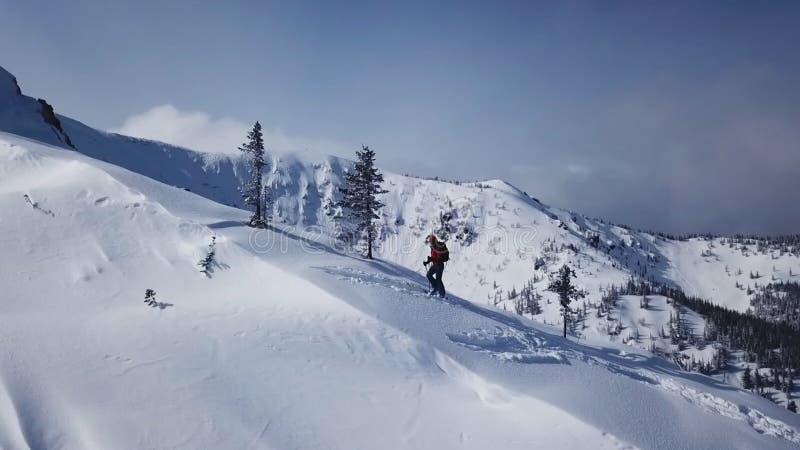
[423,234,449,298]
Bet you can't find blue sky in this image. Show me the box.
[1,0,799,234]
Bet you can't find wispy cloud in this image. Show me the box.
[111,104,353,158]
[565,163,590,177]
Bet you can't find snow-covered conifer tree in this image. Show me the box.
[546,264,585,338]
[239,122,266,227]
[336,145,388,259]
[198,236,217,274]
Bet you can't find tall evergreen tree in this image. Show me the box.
[546,264,586,338]
[336,145,388,259]
[239,122,266,227]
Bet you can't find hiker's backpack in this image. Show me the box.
[437,241,450,262]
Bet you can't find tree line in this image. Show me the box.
[750,281,800,330]
[617,278,800,370]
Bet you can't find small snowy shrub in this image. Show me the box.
[198,236,217,274]
[144,289,158,307]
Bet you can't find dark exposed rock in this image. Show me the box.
[37,98,75,149]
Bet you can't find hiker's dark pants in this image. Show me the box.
[426,262,445,297]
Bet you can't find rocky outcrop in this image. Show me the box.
[37,98,75,148]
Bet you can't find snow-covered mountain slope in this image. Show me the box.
[2,132,800,449]
[3,65,797,318]
[375,173,800,316]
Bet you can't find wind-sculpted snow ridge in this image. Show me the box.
[444,325,800,445]
[306,260,799,449]
[655,378,800,444]
[328,266,800,445]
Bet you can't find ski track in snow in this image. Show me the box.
[446,327,567,364]
[317,265,431,298]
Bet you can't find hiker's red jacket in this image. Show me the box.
[428,243,447,265]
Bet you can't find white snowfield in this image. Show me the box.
[1,133,799,450]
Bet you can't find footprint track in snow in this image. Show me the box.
[446,326,568,364]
